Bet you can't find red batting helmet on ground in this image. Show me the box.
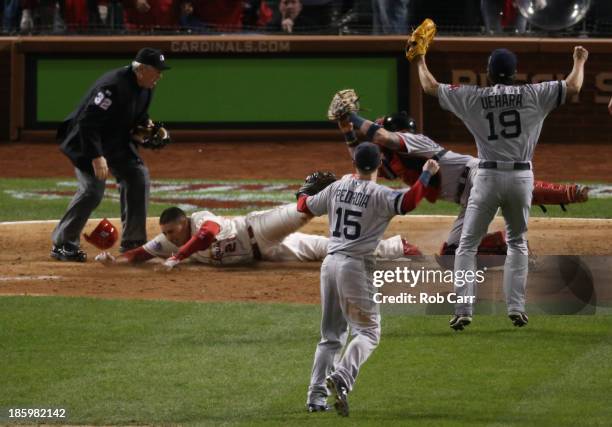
[83,218,119,250]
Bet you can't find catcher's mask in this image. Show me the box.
[487,48,517,85]
[379,111,417,133]
[83,218,118,250]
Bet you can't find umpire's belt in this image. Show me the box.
[247,225,262,261]
[478,160,531,170]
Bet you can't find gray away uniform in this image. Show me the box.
[305,174,420,406]
[397,132,480,246]
[438,80,567,315]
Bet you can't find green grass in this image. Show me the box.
[1,297,611,426]
[1,178,611,221]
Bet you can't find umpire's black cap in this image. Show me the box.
[354,142,381,173]
[134,47,171,71]
[488,48,517,82]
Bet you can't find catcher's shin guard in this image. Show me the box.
[434,231,508,270]
[532,181,589,213]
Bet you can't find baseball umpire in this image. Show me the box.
[51,47,171,262]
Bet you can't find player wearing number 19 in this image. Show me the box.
[297,142,439,416]
[414,45,588,330]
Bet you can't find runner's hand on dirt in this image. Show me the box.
[95,251,116,265]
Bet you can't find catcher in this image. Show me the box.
[51,47,171,263]
[327,89,589,269]
[95,172,418,269]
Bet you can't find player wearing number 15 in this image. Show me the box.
[413,45,588,330]
[297,143,439,416]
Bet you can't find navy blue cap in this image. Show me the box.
[354,142,381,172]
[134,47,171,71]
[488,48,517,81]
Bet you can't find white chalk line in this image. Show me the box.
[1,215,611,226]
[0,275,63,282]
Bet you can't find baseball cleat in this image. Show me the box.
[326,375,349,417]
[508,311,529,327]
[449,314,472,331]
[50,244,87,262]
[306,403,329,413]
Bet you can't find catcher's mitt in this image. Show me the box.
[327,89,360,121]
[295,171,337,200]
[405,18,436,62]
[131,121,171,150]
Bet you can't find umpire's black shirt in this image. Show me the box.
[57,65,152,173]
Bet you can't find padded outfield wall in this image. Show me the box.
[1,35,612,142]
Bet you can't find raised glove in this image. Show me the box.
[295,171,337,199]
[327,89,360,121]
[405,18,436,62]
[132,121,171,150]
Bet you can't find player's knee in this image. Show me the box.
[506,237,528,255]
[82,188,104,206]
[360,327,380,347]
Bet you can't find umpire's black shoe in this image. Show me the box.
[449,314,472,331]
[306,403,329,413]
[509,311,529,327]
[119,240,146,253]
[326,375,349,417]
[50,244,87,262]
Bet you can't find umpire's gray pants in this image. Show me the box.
[52,162,150,247]
[307,253,380,406]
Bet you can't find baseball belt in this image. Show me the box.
[479,161,531,170]
[247,225,262,261]
[432,149,449,161]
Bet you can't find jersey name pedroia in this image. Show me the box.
[306,175,403,257]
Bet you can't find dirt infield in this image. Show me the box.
[1,141,611,305]
[0,216,610,304]
[0,141,611,181]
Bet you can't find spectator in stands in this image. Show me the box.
[266,0,316,34]
[2,0,22,32]
[242,0,273,30]
[191,0,243,32]
[481,0,526,34]
[372,0,409,34]
[122,0,177,32]
[20,0,59,32]
[178,0,205,32]
[301,0,332,32]
[59,0,109,32]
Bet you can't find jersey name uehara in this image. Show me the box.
[480,93,523,110]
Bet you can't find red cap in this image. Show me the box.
[83,218,119,250]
